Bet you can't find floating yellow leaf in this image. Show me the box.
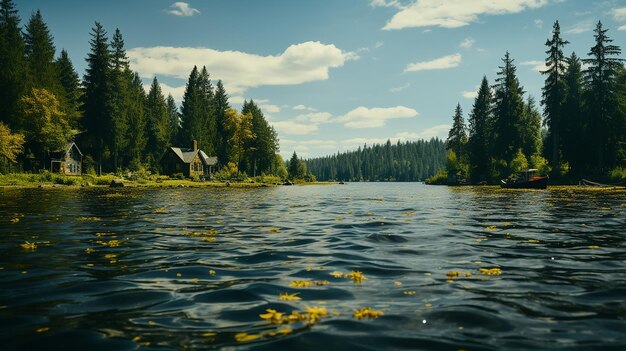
[330,271,344,278]
[86,263,94,267]
[190,278,199,283]
[315,280,330,286]
[353,307,384,320]
[201,332,216,337]
[335,217,344,221]
[202,237,217,242]
[486,225,497,231]
[268,228,281,233]
[85,248,94,254]
[20,241,37,250]
[304,306,328,323]
[404,291,416,295]
[132,336,142,342]
[154,208,168,214]
[290,280,313,288]
[259,309,284,324]
[96,240,120,247]
[148,321,156,326]
[76,216,101,221]
[588,245,600,249]
[345,271,366,284]
[209,270,216,276]
[104,254,116,259]
[527,239,540,244]
[10,217,19,224]
[36,327,49,333]
[480,267,502,275]
[393,281,402,286]
[446,271,461,278]
[279,292,301,301]
[235,332,260,342]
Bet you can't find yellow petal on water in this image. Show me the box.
[148,321,156,326]
[85,248,94,254]
[259,309,284,324]
[86,263,94,267]
[21,271,28,274]
[486,225,497,231]
[446,271,461,278]
[36,327,49,333]
[132,336,142,342]
[527,239,540,243]
[176,273,182,277]
[289,280,313,288]
[75,216,101,221]
[393,281,402,286]
[588,245,600,249]
[404,291,416,295]
[345,271,366,284]
[10,217,19,224]
[479,267,502,275]
[201,332,216,337]
[315,280,330,286]
[268,228,281,233]
[353,307,384,320]
[202,237,217,242]
[104,254,116,259]
[209,270,216,276]
[335,217,344,221]
[235,332,260,342]
[279,292,301,301]
[465,272,472,278]
[20,241,37,250]
[190,278,199,283]
[424,303,433,308]
[330,271,344,278]
[276,327,293,335]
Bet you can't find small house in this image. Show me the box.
[50,142,83,175]
[161,140,218,178]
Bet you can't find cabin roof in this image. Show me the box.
[51,141,83,159]
[169,147,218,166]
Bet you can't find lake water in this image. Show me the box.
[1,183,625,350]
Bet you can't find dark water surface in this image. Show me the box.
[1,183,625,350]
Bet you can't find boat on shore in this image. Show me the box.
[501,169,548,189]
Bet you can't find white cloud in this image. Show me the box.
[462,91,478,99]
[389,83,411,92]
[294,112,333,123]
[521,60,548,72]
[145,82,186,104]
[128,41,357,95]
[404,53,462,72]
[293,104,317,111]
[396,124,450,140]
[381,0,551,30]
[620,25,626,31]
[260,104,281,113]
[534,18,543,28]
[375,41,385,49]
[459,38,475,49]
[271,120,319,135]
[166,2,200,17]
[613,7,626,22]
[370,0,404,9]
[337,106,418,128]
[565,19,594,34]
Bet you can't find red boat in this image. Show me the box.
[501,169,548,189]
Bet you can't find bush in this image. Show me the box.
[529,154,551,175]
[426,170,447,185]
[609,167,626,184]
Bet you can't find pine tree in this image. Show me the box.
[166,94,180,145]
[23,10,59,92]
[467,76,493,182]
[521,95,542,158]
[582,21,624,173]
[541,20,569,172]
[0,0,26,127]
[55,49,82,128]
[108,28,130,170]
[198,66,216,154]
[493,51,526,164]
[446,103,467,159]
[125,72,146,168]
[180,66,201,148]
[214,80,230,165]
[561,52,584,173]
[145,77,170,168]
[242,100,278,176]
[288,151,300,180]
[83,22,113,173]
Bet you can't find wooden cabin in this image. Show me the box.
[50,142,83,175]
[161,140,218,178]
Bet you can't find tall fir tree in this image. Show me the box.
[125,72,146,168]
[0,0,26,127]
[82,22,113,173]
[213,80,230,165]
[108,28,130,170]
[582,21,624,173]
[493,51,526,164]
[242,100,279,176]
[197,66,216,154]
[166,94,180,145]
[446,103,467,159]
[541,20,568,172]
[520,95,542,158]
[23,10,59,93]
[145,77,170,168]
[180,66,201,149]
[55,49,82,128]
[561,52,584,173]
[468,76,493,182]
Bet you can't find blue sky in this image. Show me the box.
[16,0,626,159]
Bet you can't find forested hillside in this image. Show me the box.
[305,139,446,182]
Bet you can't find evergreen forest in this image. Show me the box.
[0,1,284,178]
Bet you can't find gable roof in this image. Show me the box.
[169,147,218,166]
[51,141,82,159]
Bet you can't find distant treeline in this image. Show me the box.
[0,1,284,178]
[440,21,626,184]
[305,139,446,181]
